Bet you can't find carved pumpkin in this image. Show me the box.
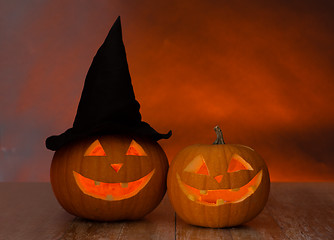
[167,126,270,228]
[50,135,168,221]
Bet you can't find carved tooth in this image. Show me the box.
[187,194,195,201]
[121,182,128,188]
[216,199,225,206]
[94,181,100,186]
[106,195,114,201]
[200,190,208,195]
[248,186,255,193]
[230,188,240,192]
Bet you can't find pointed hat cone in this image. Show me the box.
[46,17,171,151]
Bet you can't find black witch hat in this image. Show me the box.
[46,17,171,151]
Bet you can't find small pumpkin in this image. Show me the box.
[167,126,270,228]
[50,135,168,221]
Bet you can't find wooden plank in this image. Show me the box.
[62,195,175,240]
[267,182,334,240]
[0,182,74,240]
[62,218,125,240]
[229,196,288,240]
[1,182,334,239]
[117,195,175,240]
[176,215,232,240]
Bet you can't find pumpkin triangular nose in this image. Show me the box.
[214,175,223,183]
[110,163,123,173]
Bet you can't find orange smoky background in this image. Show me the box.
[0,0,333,181]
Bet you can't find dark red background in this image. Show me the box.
[1,0,334,181]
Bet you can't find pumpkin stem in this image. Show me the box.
[213,126,225,145]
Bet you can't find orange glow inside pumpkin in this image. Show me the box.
[227,154,254,173]
[177,170,262,206]
[84,140,106,156]
[214,175,223,183]
[196,161,210,175]
[184,155,210,175]
[73,170,155,201]
[110,163,123,173]
[126,140,147,156]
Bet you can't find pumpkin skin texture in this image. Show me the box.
[167,127,270,228]
[50,135,168,221]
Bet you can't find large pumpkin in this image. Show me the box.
[50,135,168,221]
[167,126,270,228]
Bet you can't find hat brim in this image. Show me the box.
[46,122,171,151]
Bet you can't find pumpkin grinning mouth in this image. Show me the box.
[177,170,262,206]
[73,170,155,201]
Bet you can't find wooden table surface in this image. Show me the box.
[0,182,333,240]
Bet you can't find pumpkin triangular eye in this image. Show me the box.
[227,154,253,172]
[184,155,210,175]
[126,140,147,156]
[84,140,106,156]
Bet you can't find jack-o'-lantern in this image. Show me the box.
[167,126,270,228]
[50,135,168,221]
[46,17,172,221]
